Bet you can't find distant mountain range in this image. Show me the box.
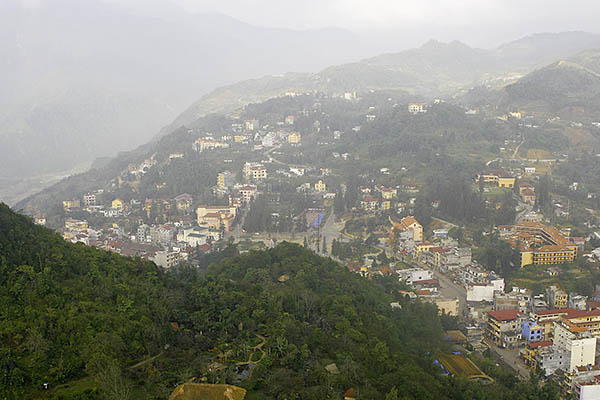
[0,0,364,186]
[165,32,600,133]
[3,0,600,207]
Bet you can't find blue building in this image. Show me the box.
[522,320,543,343]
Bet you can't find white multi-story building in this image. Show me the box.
[243,162,267,180]
[238,185,258,203]
[554,320,597,373]
[397,268,433,285]
[408,103,426,114]
[83,193,97,207]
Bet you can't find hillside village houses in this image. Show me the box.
[217,171,236,189]
[238,184,258,203]
[288,131,302,144]
[57,182,254,269]
[314,180,327,193]
[243,162,268,181]
[408,103,426,114]
[196,204,237,232]
[45,89,600,396]
[193,138,229,152]
[477,169,516,188]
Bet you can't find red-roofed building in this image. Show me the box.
[344,388,357,400]
[528,340,553,349]
[587,301,600,311]
[198,244,212,253]
[487,309,524,348]
[412,279,440,288]
[360,196,380,211]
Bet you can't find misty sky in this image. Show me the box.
[18,0,600,49]
[163,0,598,48]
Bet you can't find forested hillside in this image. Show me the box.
[0,204,560,399]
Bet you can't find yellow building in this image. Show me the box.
[199,212,235,232]
[521,341,552,370]
[377,186,397,200]
[435,298,459,316]
[111,198,124,212]
[314,180,327,193]
[217,171,235,189]
[381,200,391,210]
[382,190,396,200]
[534,245,577,265]
[498,177,516,188]
[217,173,226,189]
[552,290,568,309]
[477,170,515,188]
[564,309,600,337]
[486,309,523,347]
[62,199,80,211]
[519,182,535,195]
[503,221,578,267]
[174,194,193,211]
[404,216,423,242]
[521,189,536,205]
[288,132,301,144]
[415,242,436,258]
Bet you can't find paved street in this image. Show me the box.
[431,268,467,315]
[320,210,344,253]
[484,339,530,379]
[408,258,468,315]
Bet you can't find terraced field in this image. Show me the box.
[439,354,493,382]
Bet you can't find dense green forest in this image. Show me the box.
[1,204,560,399]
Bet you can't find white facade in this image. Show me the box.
[150,250,182,269]
[177,227,208,247]
[554,321,597,373]
[490,279,505,293]
[397,268,433,285]
[467,284,495,302]
[578,383,600,399]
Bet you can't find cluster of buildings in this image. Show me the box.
[358,185,399,212]
[499,221,581,267]
[396,267,460,317]
[518,180,537,205]
[480,286,600,397]
[62,216,211,268]
[476,169,516,188]
[58,186,255,268]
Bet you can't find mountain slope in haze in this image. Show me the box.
[500,49,600,116]
[494,31,600,69]
[0,0,364,196]
[167,32,600,132]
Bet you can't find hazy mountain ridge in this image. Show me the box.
[169,32,600,132]
[499,49,600,116]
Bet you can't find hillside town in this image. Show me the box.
[27,89,600,398]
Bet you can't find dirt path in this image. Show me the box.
[128,351,164,370]
[235,334,266,366]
